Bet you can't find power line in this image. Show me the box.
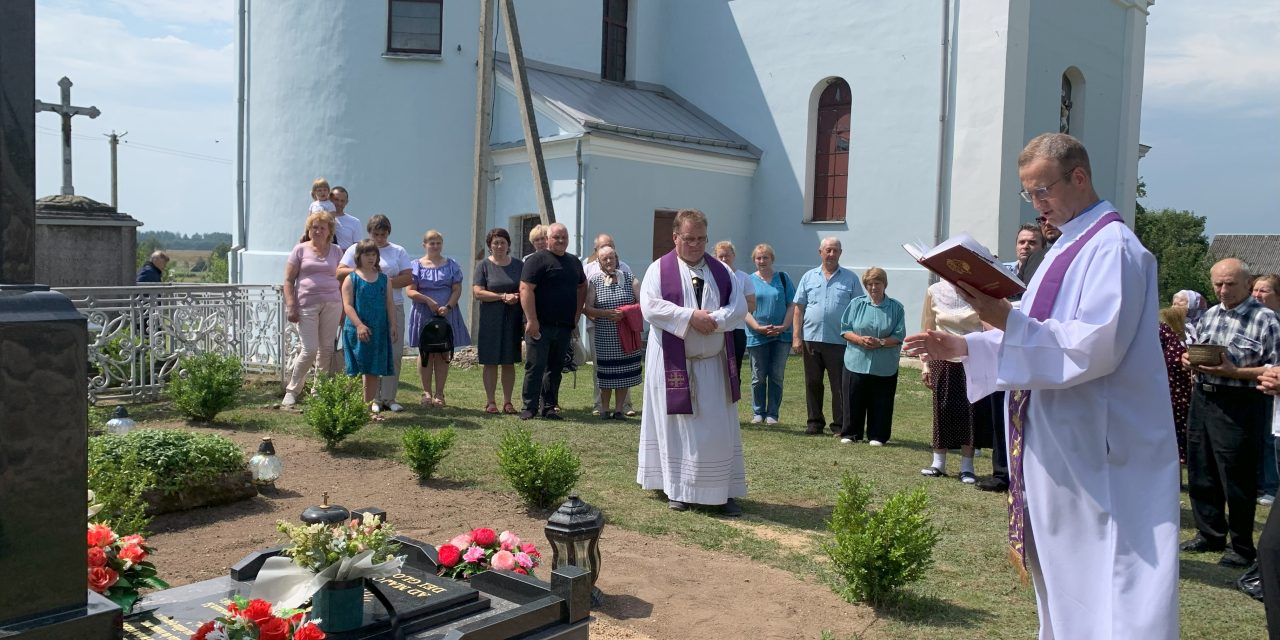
[35,126,232,165]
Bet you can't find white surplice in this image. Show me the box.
[963,202,1180,640]
[637,257,749,505]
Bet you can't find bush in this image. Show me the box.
[305,374,368,449]
[496,427,582,510]
[403,426,456,480]
[87,429,245,535]
[823,473,941,605]
[167,352,244,421]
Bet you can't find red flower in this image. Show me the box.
[86,524,115,548]
[257,615,291,640]
[520,542,540,557]
[437,544,461,568]
[191,620,217,640]
[293,622,327,640]
[119,534,145,547]
[87,566,118,593]
[241,599,275,625]
[117,544,147,565]
[514,567,528,575]
[225,600,241,615]
[87,546,107,568]
[471,528,497,547]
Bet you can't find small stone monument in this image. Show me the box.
[34,194,141,287]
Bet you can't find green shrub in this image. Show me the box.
[88,436,152,536]
[304,374,368,449]
[90,429,246,495]
[167,352,244,421]
[823,473,941,605]
[496,427,581,510]
[88,404,110,436]
[403,427,456,480]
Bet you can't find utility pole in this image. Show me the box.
[468,0,496,335]
[499,0,555,224]
[104,130,126,209]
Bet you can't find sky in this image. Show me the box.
[31,1,1280,238]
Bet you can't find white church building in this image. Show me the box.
[232,0,1153,328]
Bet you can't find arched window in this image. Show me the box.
[812,79,851,222]
[1060,73,1073,134]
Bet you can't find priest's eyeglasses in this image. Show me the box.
[1019,171,1073,203]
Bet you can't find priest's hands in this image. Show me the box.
[689,309,718,335]
[955,281,1012,331]
[903,330,968,362]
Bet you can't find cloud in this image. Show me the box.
[107,0,233,26]
[1144,2,1280,115]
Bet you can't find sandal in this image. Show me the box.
[502,402,517,414]
[485,402,499,414]
[433,398,446,409]
[420,393,433,407]
[920,466,947,478]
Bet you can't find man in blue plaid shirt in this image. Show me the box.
[1182,258,1280,568]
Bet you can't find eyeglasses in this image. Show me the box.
[1019,171,1074,203]
[677,234,708,244]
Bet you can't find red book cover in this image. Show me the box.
[904,234,1026,299]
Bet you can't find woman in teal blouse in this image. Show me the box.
[837,267,905,445]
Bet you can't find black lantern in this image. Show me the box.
[545,494,604,605]
[106,406,135,436]
[248,436,282,486]
[301,492,350,525]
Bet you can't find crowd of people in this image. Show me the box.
[279,132,1280,637]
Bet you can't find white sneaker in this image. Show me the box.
[281,392,297,407]
[1260,494,1275,506]
[839,438,855,444]
[371,401,383,414]
[387,402,404,413]
[751,415,763,424]
[868,440,884,446]
[765,417,779,425]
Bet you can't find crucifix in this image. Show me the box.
[35,76,100,196]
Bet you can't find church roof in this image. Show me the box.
[496,58,758,159]
[1209,234,1280,276]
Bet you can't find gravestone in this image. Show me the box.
[34,194,140,287]
[0,2,122,637]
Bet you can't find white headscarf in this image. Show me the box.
[1176,289,1206,323]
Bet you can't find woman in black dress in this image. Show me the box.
[472,228,524,414]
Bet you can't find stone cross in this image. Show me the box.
[35,76,100,196]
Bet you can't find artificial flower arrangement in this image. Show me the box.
[87,491,169,611]
[435,528,541,580]
[189,595,325,640]
[248,513,405,609]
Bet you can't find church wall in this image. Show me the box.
[496,0,604,77]
[240,0,483,286]
[654,0,944,331]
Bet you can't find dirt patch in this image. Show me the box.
[145,427,879,639]
[724,521,818,554]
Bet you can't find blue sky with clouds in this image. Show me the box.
[32,1,1280,238]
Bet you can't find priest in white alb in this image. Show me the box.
[637,208,748,516]
[905,133,1179,639]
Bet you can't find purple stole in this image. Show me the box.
[657,251,741,414]
[1006,209,1123,580]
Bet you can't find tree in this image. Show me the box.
[1135,207,1213,306]
[207,242,231,283]
[136,236,163,271]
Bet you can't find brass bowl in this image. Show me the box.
[1187,343,1228,366]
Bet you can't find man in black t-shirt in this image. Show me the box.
[518,223,587,419]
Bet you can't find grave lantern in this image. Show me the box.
[544,494,604,605]
[301,492,350,525]
[248,436,282,486]
[106,405,135,435]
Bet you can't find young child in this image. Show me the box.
[309,177,337,215]
[341,239,397,416]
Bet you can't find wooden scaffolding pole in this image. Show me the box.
[499,0,556,224]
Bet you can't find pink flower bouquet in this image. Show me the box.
[435,528,541,580]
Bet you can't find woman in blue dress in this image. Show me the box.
[406,229,472,408]
[342,239,396,417]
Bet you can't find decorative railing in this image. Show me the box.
[57,284,298,403]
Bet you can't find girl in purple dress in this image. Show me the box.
[406,229,471,408]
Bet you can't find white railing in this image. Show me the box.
[57,284,298,403]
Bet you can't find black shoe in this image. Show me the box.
[1180,536,1225,553]
[668,500,689,512]
[975,476,1009,493]
[610,411,626,420]
[1220,550,1253,568]
[542,411,564,420]
[804,425,823,435]
[518,410,536,420]
[829,425,841,435]
[721,499,742,517]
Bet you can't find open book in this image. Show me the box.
[903,233,1026,299]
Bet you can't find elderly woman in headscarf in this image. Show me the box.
[584,246,642,419]
[1172,289,1207,342]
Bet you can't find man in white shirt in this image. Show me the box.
[330,186,362,251]
[584,233,634,416]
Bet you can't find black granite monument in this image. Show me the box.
[0,2,122,637]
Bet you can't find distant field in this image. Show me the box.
[162,249,223,283]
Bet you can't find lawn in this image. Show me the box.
[124,356,1268,639]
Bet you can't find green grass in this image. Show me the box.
[128,357,1268,639]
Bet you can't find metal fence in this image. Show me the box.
[57,284,297,403]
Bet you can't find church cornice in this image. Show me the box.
[1112,0,1153,15]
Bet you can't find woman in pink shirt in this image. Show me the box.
[281,211,344,406]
